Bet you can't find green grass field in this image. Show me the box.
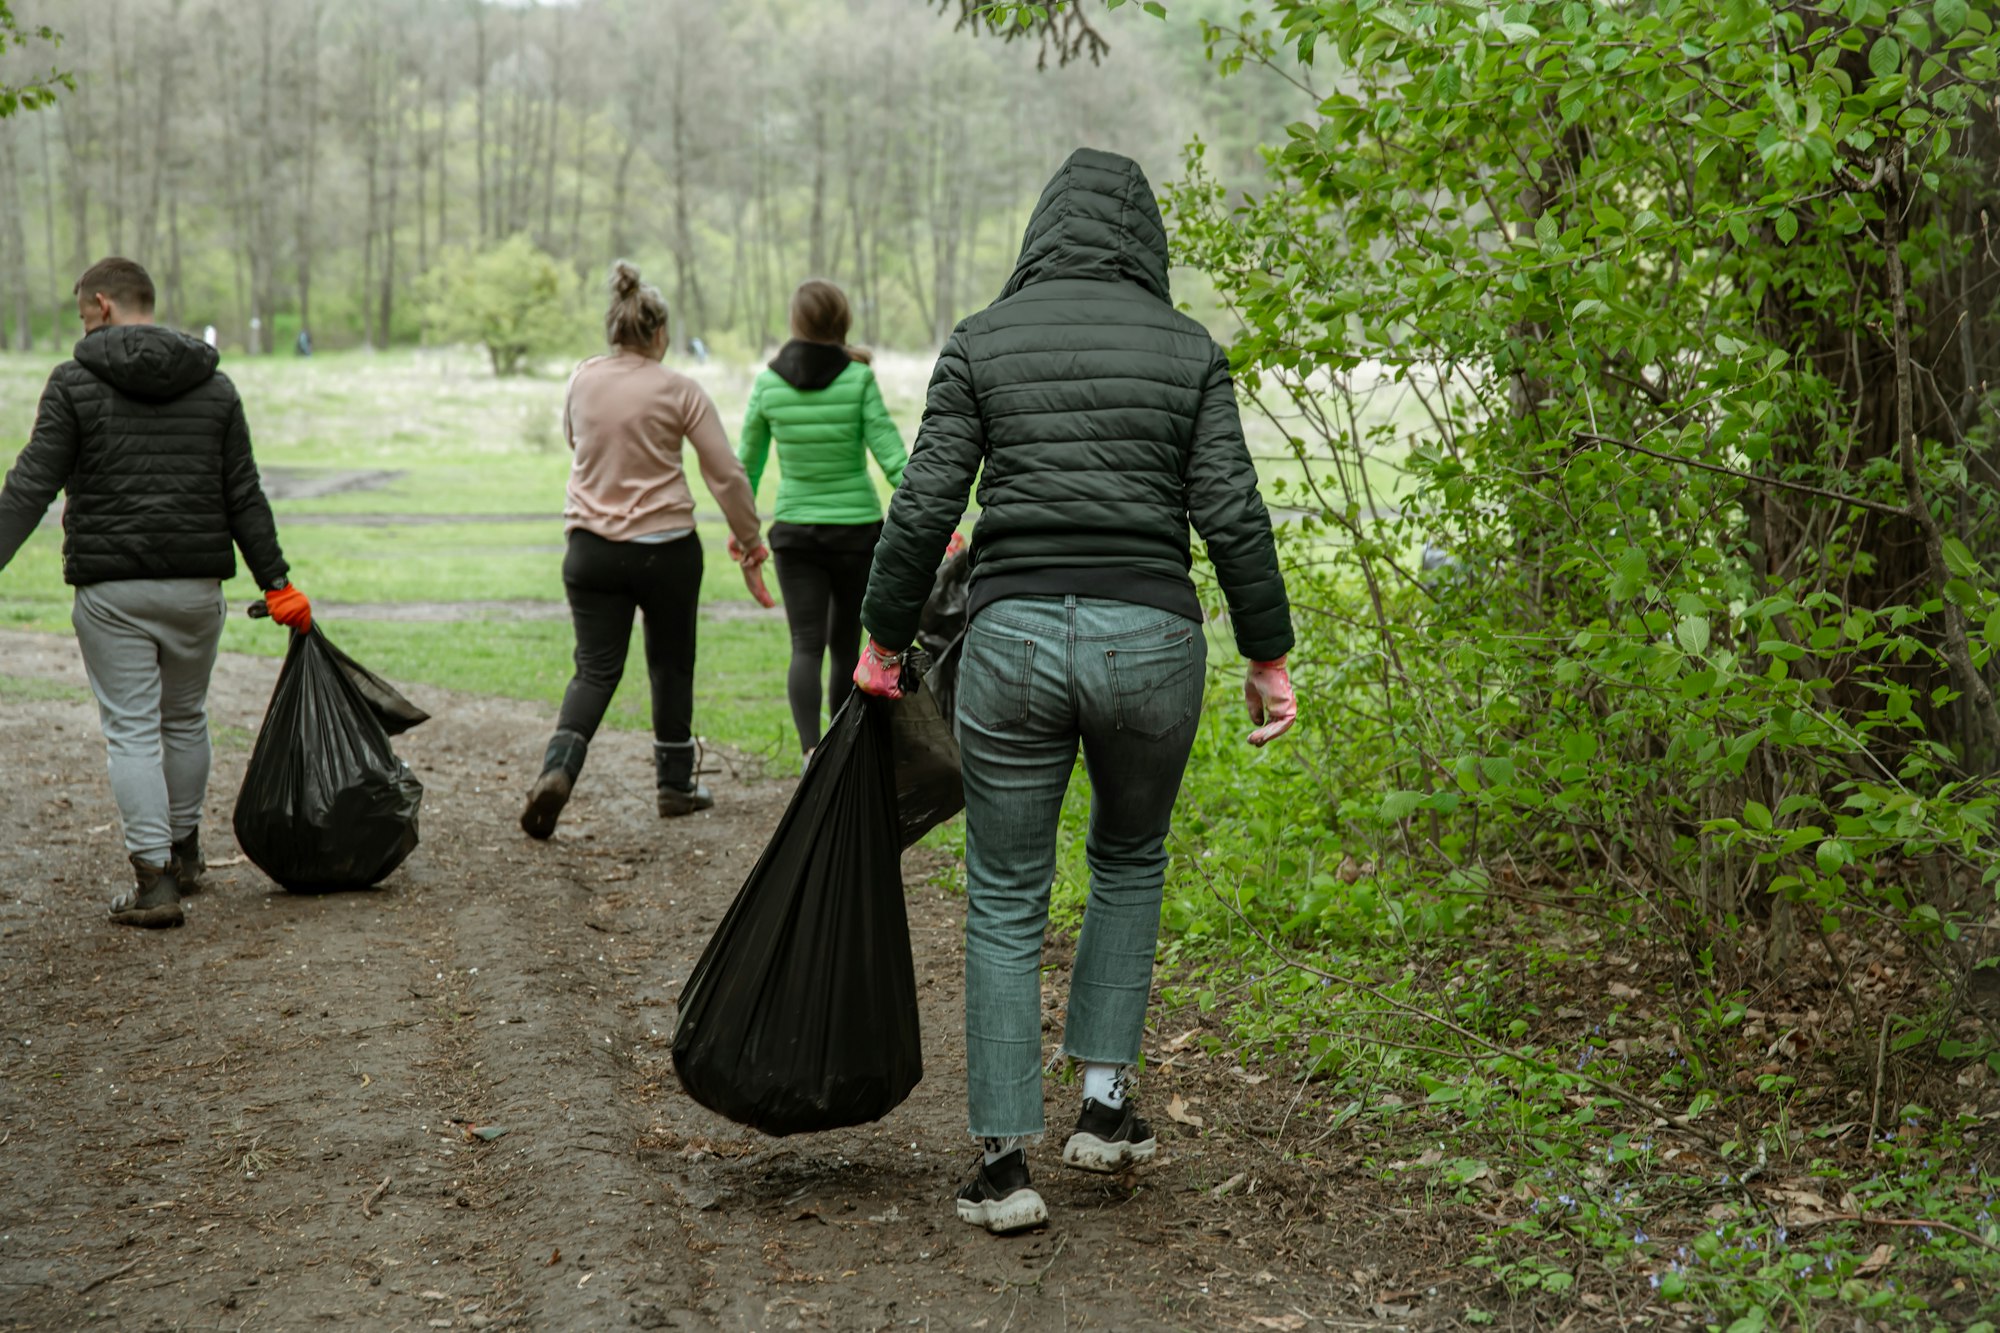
[0,343,1398,766]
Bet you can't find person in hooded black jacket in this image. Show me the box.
[0,257,310,929]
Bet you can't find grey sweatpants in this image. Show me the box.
[71,579,227,863]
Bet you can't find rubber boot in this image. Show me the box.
[520,729,589,840]
[172,830,204,896]
[109,855,184,929]
[655,739,714,818]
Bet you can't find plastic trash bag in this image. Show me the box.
[890,645,962,850]
[888,546,973,848]
[233,627,426,893]
[673,695,922,1136]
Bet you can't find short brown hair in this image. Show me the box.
[605,260,668,350]
[74,257,155,312]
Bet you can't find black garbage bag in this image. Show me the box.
[890,645,963,850]
[233,627,426,893]
[673,694,921,1136]
[888,546,973,848]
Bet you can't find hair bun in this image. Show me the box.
[608,260,643,300]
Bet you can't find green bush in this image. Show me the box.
[419,234,576,377]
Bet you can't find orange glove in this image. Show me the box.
[944,531,967,561]
[264,582,312,633]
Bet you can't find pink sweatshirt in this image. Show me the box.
[562,351,763,548]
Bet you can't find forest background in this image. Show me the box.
[3,0,2000,1329]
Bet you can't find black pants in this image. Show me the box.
[771,523,879,752]
[557,529,703,745]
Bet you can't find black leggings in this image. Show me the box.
[556,529,703,744]
[772,538,876,752]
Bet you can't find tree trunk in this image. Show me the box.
[37,113,61,349]
[473,0,489,241]
[297,0,323,339]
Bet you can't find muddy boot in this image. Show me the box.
[109,855,184,929]
[520,729,589,841]
[171,830,205,896]
[655,740,713,818]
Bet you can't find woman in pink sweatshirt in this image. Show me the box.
[520,262,768,839]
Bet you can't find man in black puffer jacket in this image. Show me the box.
[0,258,313,929]
[853,149,1300,1233]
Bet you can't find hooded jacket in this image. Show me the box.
[0,325,289,588]
[737,341,908,528]
[859,148,1293,662]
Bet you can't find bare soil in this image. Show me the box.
[0,629,1461,1332]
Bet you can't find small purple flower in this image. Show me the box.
[1634,1229,1648,1244]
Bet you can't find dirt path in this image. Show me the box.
[0,630,1462,1332]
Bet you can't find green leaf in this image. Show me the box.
[1744,801,1774,832]
[1774,209,1798,244]
[1936,0,1968,36]
[1676,615,1712,655]
[1535,211,1559,247]
[1142,1,1167,18]
[1572,297,1607,320]
[1869,35,1902,80]
[1941,535,1982,579]
[1380,791,1423,821]
[1609,546,1648,600]
[1817,839,1850,874]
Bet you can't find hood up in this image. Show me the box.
[998,147,1172,304]
[72,324,220,404]
[769,339,858,392]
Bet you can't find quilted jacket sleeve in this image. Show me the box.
[862,332,982,652]
[860,370,908,490]
[737,374,772,501]
[0,373,81,574]
[1186,345,1294,661]
[220,396,291,590]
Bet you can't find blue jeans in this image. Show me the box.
[955,596,1206,1139]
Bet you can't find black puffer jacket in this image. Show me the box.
[860,148,1293,662]
[0,325,289,588]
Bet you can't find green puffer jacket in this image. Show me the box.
[738,345,907,526]
[861,148,1293,662]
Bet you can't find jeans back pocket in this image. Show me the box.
[1106,633,1197,740]
[960,625,1037,732]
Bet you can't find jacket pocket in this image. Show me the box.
[960,624,1036,732]
[1107,633,1198,740]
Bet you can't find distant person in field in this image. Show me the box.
[852,149,1298,1233]
[0,257,312,929]
[518,261,769,840]
[737,279,908,766]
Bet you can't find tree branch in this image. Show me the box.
[1574,433,1913,520]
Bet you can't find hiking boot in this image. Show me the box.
[171,831,204,896]
[955,1149,1047,1234]
[109,855,184,930]
[1061,1098,1157,1174]
[521,730,589,840]
[655,740,714,818]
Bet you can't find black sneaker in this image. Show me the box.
[1061,1099,1156,1174]
[109,856,184,930]
[954,1149,1047,1234]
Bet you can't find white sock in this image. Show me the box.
[982,1136,1024,1166]
[1082,1063,1131,1109]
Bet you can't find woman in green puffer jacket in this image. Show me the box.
[737,280,909,760]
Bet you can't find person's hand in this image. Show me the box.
[264,582,312,634]
[852,639,907,700]
[1244,657,1296,746]
[728,537,776,608]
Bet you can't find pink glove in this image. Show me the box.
[1245,657,1296,746]
[852,639,907,700]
